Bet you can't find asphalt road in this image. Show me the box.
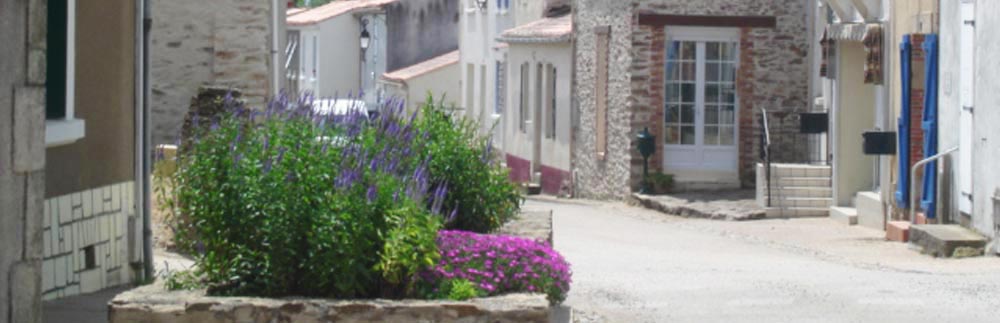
[528,198,1000,323]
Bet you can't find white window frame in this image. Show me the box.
[46,0,86,147]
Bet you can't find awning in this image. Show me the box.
[826,22,879,42]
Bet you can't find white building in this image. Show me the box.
[498,14,573,195]
[379,51,461,112]
[458,0,545,141]
[286,0,394,103]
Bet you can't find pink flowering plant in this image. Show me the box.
[421,230,573,304]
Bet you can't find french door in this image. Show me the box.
[663,28,739,173]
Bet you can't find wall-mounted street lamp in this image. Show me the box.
[475,0,487,11]
[360,18,371,55]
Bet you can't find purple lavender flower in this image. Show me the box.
[367,184,378,203]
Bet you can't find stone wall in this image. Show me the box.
[151,0,279,145]
[110,283,556,323]
[385,0,460,72]
[1,0,46,321]
[572,0,810,199]
[42,182,139,300]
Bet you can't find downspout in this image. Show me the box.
[271,0,283,95]
[141,0,155,282]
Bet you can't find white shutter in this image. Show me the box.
[958,0,975,214]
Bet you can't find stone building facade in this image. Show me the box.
[151,0,284,145]
[572,0,811,199]
[2,0,46,320]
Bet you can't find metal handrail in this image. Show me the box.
[760,108,772,207]
[909,146,959,222]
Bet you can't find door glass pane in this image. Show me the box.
[706,42,720,60]
[720,126,735,145]
[721,83,736,103]
[705,105,719,124]
[720,62,736,82]
[665,104,679,123]
[706,84,720,103]
[720,42,737,61]
[706,62,720,82]
[681,126,695,145]
[719,105,735,125]
[680,42,695,60]
[681,84,695,102]
[704,126,719,145]
[665,125,680,144]
[681,62,696,81]
[680,105,695,123]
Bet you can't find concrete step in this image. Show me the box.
[909,225,988,258]
[766,207,829,218]
[768,197,832,208]
[830,206,858,226]
[775,177,832,187]
[886,221,910,242]
[768,164,832,178]
[764,186,833,199]
[523,183,541,195]
[856,191,885,231]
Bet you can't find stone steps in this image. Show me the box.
[909,225,988,258]
[757,163,832,218]
[830,206,858,225]
[765,206,829,218]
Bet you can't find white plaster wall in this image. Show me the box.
[41,181,138,300]
[971,0,1000,240]
[395,62,461,112]
[937,0,961,224]
[459,0,514,139]
[317,16,363,97]
[832,41,876,206]
[504,43,573,172]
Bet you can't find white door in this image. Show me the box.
[663,28,739,173]
[959,0,975,214]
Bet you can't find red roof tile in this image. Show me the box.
[287,0,398,26]
[499,15,573,43]
[381,51,459,83]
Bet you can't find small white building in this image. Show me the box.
[498,15,574,195]
[379,51,461,112]
[286,0,394,103]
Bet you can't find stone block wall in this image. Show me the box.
[151,0,278,145]
[41,182,138,300]
[1,0,46,321]
[573,0,810,198]
[110,284,556,323]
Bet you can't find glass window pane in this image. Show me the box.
[665,104,679,123]
[667,61,681,81]
[681,62,696,81]
[706,63,720,82]
[705,105,719,124]
[720,83,736,103]
[720,62,735,82]
[681,105,695,124]
[720,126,735,145]
[667,41,681,61]
[681,42,695,60]
[706,42,720,60]
[681,84,695,103]
[681,126,695,145]
[720,105,735,124]
[704,126,719,145]
[706,84,720,103]
[665,125,679,144]
[721,42,737,61]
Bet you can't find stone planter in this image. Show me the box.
[110,282,568,323]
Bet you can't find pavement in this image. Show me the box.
[534,197,1000,323]
[43,287,130,323]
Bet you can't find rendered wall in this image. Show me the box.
[151,0,279,145]
[1,0,46,321]
[832,41,876,206]
[970,0,1000,241]
[504,43,573,195]
[385,0,460,72]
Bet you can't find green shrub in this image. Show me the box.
[413,96,522,233]
[168,95,445,298]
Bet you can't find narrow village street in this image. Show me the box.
[528,198,1000,323]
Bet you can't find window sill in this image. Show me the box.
[46,118,86,147]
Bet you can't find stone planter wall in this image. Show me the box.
[110,283,561,323]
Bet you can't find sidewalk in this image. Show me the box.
[631,189,766,221]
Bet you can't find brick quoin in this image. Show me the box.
[737,27,756,186]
